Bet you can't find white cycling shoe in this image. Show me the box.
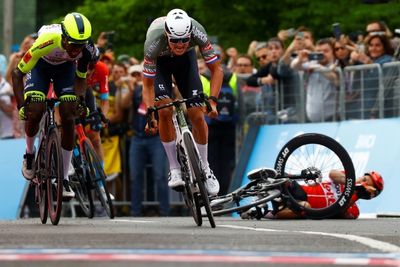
[205,168,220,196]
[22,150,36,180]
[168,168,185,188]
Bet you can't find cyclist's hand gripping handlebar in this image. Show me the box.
[145,106,158,135]
[198,93,218,119]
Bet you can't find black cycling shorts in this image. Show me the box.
[154,49,203,108]
[24,58,75,97]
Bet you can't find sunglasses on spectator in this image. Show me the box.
[169,37,191,44]
[256,55,268,61]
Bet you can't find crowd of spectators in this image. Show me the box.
[2,20,400,216]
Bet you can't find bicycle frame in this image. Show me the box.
[172,104,203,188]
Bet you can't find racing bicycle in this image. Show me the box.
[147,94,216,228]
[210,133,356,219]
[29,98,64,225]
[69,109,115,219]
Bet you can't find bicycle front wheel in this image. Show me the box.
[183,133,215,228]
[274,133,355,219]
[83,140,114,219]
[46,129,63,225]
[36,139,48,224]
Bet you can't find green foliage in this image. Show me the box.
[62,0,400,58]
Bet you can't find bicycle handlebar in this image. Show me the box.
[146,93,212,127]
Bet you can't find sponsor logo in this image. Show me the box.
[22,52,32,63]
[158,84,165,91]
[192,26,207,43]
[275,147,290,175]
[38,40,54,49]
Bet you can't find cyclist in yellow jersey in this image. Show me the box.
[12,12,93,198]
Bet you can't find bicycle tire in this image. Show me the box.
[36,140,48,224]
[274,133,355,219]
[70,145,94,218]
[183,133,216,228]
[178,144,202,226]
[46,128,63,225]
[83,140,114,219]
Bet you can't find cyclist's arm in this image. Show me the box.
[74,77,87,98]
[12,33,59,108]
[99,99,109,117]
[207,59,223,100]
[143,76,155,109]
[11,68,25,109]
[329,170,346,184]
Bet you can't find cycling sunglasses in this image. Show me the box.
[168,37,191,44]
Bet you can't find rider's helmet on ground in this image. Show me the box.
[164,9,192,39]
[61,12,92,44]
[365,171,384,197]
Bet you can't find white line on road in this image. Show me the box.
[112,219,156,223]
[220,224,400,253]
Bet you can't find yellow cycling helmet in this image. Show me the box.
[61,12,92,44]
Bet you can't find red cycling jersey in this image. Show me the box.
[301,181,360,219]
[87,61,109,100]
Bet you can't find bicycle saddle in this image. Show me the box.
[247,168,277,181]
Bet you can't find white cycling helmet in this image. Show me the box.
[164,8,192,38]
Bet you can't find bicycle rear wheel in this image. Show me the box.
[70,145,94,218]
[211,179,284,216]
[274,133,355,219]
[83,140,114,219]
[183,133,216,228]
[46,129,63,225]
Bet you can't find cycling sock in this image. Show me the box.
[162,140,180,170]
[26,136,36,154]
[61,148,73,181]
[196,142,209,170]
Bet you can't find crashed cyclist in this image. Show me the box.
[142,8,224,195]
[242,169,384,219]
[12,12,93,199]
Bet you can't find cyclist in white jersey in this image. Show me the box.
[142,8,224,195]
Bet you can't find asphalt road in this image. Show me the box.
[0,216,399,267]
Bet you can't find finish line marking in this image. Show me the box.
[0,249,399,266]
[219,224,400,253]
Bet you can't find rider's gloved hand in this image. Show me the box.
[77,96,90,118]
[18,106,27,120]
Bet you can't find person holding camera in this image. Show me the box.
[291,38,339,123]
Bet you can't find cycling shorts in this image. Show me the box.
[24,58,75,98]
[154,49,203,108]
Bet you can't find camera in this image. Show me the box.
[332,23,341,41]
[286,28,297,37]
[308,52,324,61]
[102,31,116,50]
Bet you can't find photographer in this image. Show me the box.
[291,38,339,123]
[96,31,115,55]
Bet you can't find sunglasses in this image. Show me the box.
[169,37,191,44]
[256,55,268,61]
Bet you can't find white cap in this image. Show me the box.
[128,64,143,74]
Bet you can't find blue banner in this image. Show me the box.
[0,139,27,219]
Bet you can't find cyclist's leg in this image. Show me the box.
[21,61,49,179]
[53,61,77,198]
[155,56,183,188]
